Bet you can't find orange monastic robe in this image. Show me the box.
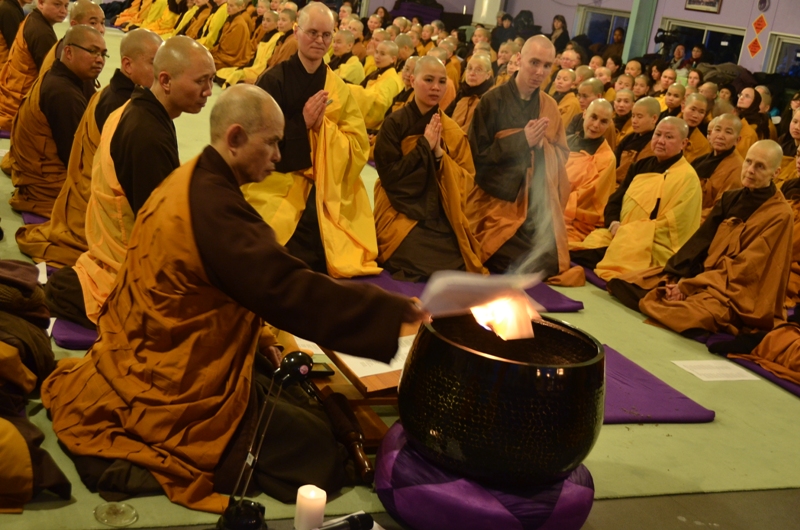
[736,119,759,158]
[15,87,106,267]
[211,11,252,70]
[732,322,800,385]
[565,140,617,244]
[698,149,743,221]
[265,30,296,71]
[557,92,581,130]
[115,0,154,27]
[638,190,792,335]
[446,55,461,88]
[7,69,69,217]
[72,103,135,325]
[684,127,711,163]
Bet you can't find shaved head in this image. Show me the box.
[120,28,162,61]
[380,40,399,57]
[395,33,412,49]
[336,29,354,45]
[518,35,556,97]
[712,113,743,136]
[634,96,661,117]
[575,65,593,81]
[684,93,707,108]
[587,98,613,115]
[153,35,212,78]
[749,140,784,171]
[297,1,332,28]
[523,34,555,57]
[282,0,297,11]
[742,140,784,189]
[660,116,689,140]
[211,84,282,142]
[669,83,686,97]
[427,47,447,62]
[414,54,446,76]
[70,0,105,34]
[582,77,604,96]
[63,23,102,47]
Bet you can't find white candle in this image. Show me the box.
[294,485,326,530]
[462,4,466,14]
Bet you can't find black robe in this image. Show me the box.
[39,60,91,167]
[374,100,465,281]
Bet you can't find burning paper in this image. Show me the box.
[419,271,544,340]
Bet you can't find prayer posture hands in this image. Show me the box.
[525,118,550,149]
[304,90,330,132]
[664,283,686,302]
[424,113,444,158]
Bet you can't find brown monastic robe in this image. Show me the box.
[211,10,252,70]
[693,147,743,221]
[731,322,800,384]
[42,148,409,513]
[615,130,655,185]
[635,186,792,335]
[683,126,712,163]
[265,30,296,71]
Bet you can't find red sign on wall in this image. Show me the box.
[748,37,763,58]
[752,14,767,35]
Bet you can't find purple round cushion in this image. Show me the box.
[376,422,594,530]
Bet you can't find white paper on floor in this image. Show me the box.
[672,360,761,381]
[36,261,48,285]
[334,335,415,379]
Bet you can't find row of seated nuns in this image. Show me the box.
[0,0,799,515]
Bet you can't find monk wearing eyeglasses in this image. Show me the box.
[248,3,380,278]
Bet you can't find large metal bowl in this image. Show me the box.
[398,314,605,488]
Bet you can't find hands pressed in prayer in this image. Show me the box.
[424,114,444,158]
[609,221,620,238]
[524,118,550,149]
[664,283,686,302]
[304,90,330,132]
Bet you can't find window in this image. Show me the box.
[575,6,630,47]
[660,18,746,65]
[766,33,800,78]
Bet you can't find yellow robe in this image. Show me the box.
[73,102,135,325]
[140,0,180,34]
[684,127,711,163]
[115,0,153,26]
[578,156,703,281]
[218,30,281,86]
[183,5,211,39]
[736,119,759,158]
[446,56,461,89]
[363,54,376,77]
[334,55,365,85]
[7,68,69,217]
[15,88,105,267]
[197,4,229,49]
[242,68,380,278]
[128,0,168,31]
[615,116,633,145]
[372,110,484,273]
[557,92,581,130]
[565,140,617,245]
[168,5,198,37]
[604,87,616,103]
[349,67,403,130]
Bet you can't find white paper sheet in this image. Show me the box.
[293,337,326,356]
[334,335,416,379]
[419,270,544,317]
[36,261,48,285]
[672,360,761,381]
[47,318,56,337]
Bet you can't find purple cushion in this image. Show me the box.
[375,422,594,530]
[0,129,10,139]
[51,319,98,350]
[582,267,608,289]
[730,357,800,398]
[20,212,49,225]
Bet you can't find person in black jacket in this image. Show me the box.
[548,14,569,53]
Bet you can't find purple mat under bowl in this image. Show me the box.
[730,357,800,398]
[376,422,595,530]
[583,267,607,289]
[346,271,583,313]
[20,212,48,225]
[51,319,98,350]
[603,345,715,424]
[0,129,9,139]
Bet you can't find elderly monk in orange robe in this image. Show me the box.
[692,114,744,221]
[209,0,251,69]
[15,30,162,268]
[0,0,66,132]
[613,96,659,184]
[247,3,379,278]
[374,56,484,281]
[564,99,617,245]
[609,141,792,337]
[44,37,215,330]
[680,93,712,163]
[444,54,492,133]
[42,84,427,513]
[571,117,703,281]
[7,26,106,217]
[467,35,580,283]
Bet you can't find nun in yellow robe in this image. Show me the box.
[115,0,154,27]
[219,29,281,86]
[572,119,703,281]
[348,42,403,130]
[243,64,380,278]
[197,0,228,49]
[128,0,170,31]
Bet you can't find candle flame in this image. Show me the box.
[470,294,540,341]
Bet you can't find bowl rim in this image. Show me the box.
[419,314,605,369]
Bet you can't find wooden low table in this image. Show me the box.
[309,322,421,450]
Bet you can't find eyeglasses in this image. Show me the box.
[300,27,332,43]
[69,43,109,59]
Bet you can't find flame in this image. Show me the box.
[470,293,540,341]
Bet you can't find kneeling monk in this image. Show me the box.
[570,118,702,281]
[373,56,484,281]
[564,99,617,244]
[42,85,425,513]
[608,140,792,336]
